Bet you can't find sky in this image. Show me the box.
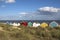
[0,0,60,20]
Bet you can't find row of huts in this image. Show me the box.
[7,21,59,28]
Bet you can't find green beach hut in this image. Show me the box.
[28,22,33,27]
[49,21,58,28]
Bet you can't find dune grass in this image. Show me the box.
[0,23,60,40]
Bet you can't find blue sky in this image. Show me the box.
[0,0,60,20]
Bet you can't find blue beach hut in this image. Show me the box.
[49,21,58,28]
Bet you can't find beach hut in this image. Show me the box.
[40,22,48,28]
[49,21,58,28]
[28,22,33,27]
[36,23,40,27]
[17,23,20,26]
[11,23,20,26]
[20,22,28,27]
[33,22,40,27]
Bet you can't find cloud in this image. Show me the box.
[0,0,4,1]
[19,12,28,16]
[18,12,33,16]
[0,0,15,3]
[0,6,60,20]
[17,7,60,20]
[19,12,28,15]
[5,0,15,3]
[16,7,60,20]
[35,7,60,15]
[39,7,60,12]
[34,7,60,20]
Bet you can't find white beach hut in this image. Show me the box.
[11,23,20,26]
[33,22,40,27]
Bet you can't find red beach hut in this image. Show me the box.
[20,22,28,27]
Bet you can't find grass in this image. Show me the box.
[0,23,60,40]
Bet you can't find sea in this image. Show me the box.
[0,20,60,24]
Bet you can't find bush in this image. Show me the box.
[0,23,60,40]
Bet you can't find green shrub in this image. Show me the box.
[0,23,60,40]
